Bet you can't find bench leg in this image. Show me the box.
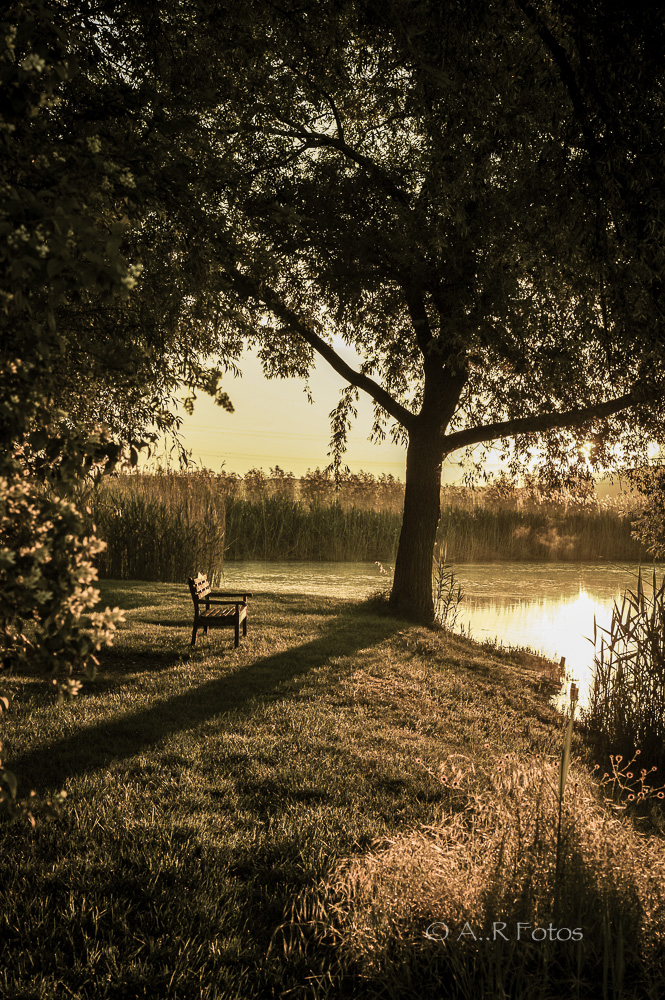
[243,614,247,637]
[191,624,198,647]
[234,617,240,647]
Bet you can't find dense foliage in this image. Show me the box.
[629,467,665,558]
[0,3,135,817]
[84,0,665,619]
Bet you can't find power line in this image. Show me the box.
[182,423,404,446]
[188,452,406,470]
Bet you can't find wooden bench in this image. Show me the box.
[187,574,252,648]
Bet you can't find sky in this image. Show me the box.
[145,344,629,493]
[151,348,629,494]
[157,343,469,482]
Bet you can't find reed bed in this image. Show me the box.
[88,470,226,583]
[86,469,647,577]
[217,466,406,512]
[583,569,665,773]
[223,495,399,561]
[438,506,645,563]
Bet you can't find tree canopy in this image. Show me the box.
[111,0,664,618]
[4,0,665,625]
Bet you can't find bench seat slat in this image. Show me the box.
[209,591,254,597]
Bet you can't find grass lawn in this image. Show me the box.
[1,582,663,999]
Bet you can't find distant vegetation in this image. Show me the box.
[85,467,649,581]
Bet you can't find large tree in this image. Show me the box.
[127,0,661,622]
[12,1,665,625]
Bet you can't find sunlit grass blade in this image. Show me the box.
[558,710,575,803]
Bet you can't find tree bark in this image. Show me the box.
[389,427,444,623]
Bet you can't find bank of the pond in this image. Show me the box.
[1,584,664,999]
[212,560,654,707]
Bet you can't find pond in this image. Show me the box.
[218,560,655,706]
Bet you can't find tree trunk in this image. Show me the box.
[389,428,444,623]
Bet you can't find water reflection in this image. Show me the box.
[460,588,611,706]
[220,560,651,705]
[451,563,647,705]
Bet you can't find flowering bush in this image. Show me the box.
[0,463,123,818]
[0,469,123,678]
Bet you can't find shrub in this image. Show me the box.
[0,466,123,820]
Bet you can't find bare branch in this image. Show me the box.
[320,88,345,144]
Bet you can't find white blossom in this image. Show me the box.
[20,53,46,73]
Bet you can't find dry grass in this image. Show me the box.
[277,750,665,999]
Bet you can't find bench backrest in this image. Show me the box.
[188,574,211,605]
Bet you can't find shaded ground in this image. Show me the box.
[0,583,619,999]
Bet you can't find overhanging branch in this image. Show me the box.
[270,118,412,208]
[441,387,661,453]
[224,263,417,430]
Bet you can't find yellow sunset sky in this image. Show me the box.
[160,344,471,482]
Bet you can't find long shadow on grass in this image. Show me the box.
[11,612,404,794]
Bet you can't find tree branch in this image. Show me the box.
[271,117,412,208]
[440,386,660,453]
[223,263,417,430]
[286,64,346,143]
[404,285,434,355]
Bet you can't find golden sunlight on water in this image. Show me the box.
[459,588,613,707]
[219,560,651,706]
[451,562,651,706]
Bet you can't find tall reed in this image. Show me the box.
[438,505,645,562]
[583,568,665,772]
[223,495,399,561]
[432,546,464,629]
[88,469,648,568]
[88,470,226,583]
